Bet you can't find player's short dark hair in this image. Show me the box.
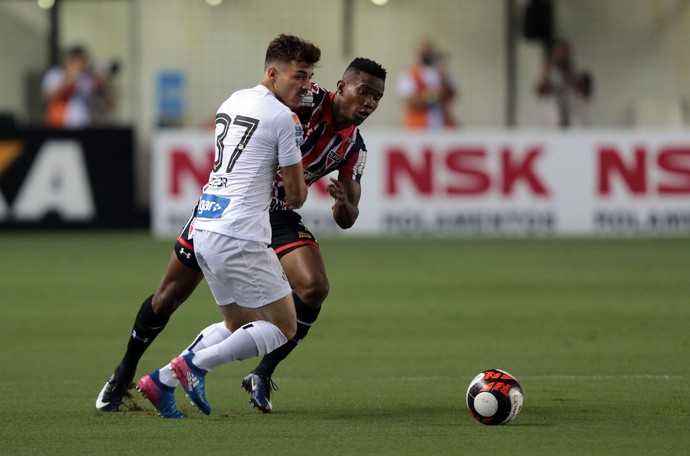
[265,34,321,68]
[344,57,387,81]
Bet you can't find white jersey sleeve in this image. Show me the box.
[275,111,304,168]
[193,84,303,243]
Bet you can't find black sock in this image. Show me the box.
[112,294,170,386]
[253,293,321,378]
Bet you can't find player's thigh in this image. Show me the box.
[219,295,296,333]
[218,303,257,331]
[270,210,329,302]
[280,245,329,299]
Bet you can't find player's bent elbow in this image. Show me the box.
[286,184,308,209]
[281,163,308,209]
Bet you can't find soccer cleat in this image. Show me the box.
[241,373,277,413]
[136,370,184,418]
[170,353,210,415]
[96,374,131,412]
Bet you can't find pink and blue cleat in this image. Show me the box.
[136,369,184,418]
[170,353,211,415]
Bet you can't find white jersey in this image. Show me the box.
[193,84,303,243]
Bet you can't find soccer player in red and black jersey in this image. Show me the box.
[96,57,386,416]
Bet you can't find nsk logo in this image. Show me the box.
[167,143,690,199]
[386,146,550,196]
[170,149,214,196]
[597,146,690,194]
[385,144,690,197]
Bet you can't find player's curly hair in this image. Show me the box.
[265,34,321,68]
[344,57,387,81]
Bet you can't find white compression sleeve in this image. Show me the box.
[158,321,231,387]
[191,320,287,371]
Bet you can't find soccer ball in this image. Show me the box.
[466,369,523,425]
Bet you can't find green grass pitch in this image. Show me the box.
[0,232,688,455]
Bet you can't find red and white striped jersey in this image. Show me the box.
[270,83,367,211]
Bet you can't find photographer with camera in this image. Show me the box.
[396,38,458,129]
[534,38,592,128]
[42,45,118,128]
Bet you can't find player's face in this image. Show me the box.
[271,61,314,109]
[336,72,385,126]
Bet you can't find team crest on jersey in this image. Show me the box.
[326,149,344,168]
[197,192,230,219]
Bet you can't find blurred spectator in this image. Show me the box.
[534,39,592,128]
[42,45,116,128]
[396,39,458,129]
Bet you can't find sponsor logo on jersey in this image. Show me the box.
[295,125,304,147]
[299,84,318,106]
[197,192,230,219]
[292,113,304,146]
[208,176,228,188]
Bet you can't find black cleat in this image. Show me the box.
[96,374,132,412]
[241,373,277,413]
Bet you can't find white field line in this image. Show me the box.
[400,374,685,381]
[521,375,685,380]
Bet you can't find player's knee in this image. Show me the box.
[296,275,329,308]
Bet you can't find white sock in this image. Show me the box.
[191,320,287,371]
[157,321,232,387]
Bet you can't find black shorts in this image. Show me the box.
[173,209,319,270]
[269,210,319,258]
[174,208,201,271]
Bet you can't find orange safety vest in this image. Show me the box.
[403,66,456,129]
[45,84,75,128]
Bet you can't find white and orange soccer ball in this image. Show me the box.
[466,369,523,425]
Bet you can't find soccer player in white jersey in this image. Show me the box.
[154,34,319,415]
[96,56,386,418]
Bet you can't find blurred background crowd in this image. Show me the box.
[1,0,688,135]
[1,0,689,236]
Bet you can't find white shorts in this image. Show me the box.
[193,229,291,308]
